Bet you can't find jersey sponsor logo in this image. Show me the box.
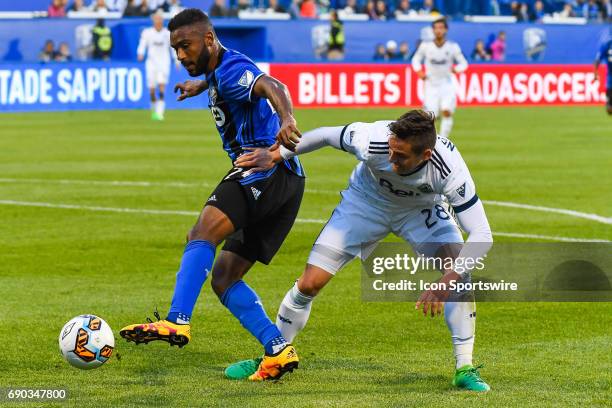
[418,183,434,193]
[456,182,466,198]
[430,58,448,65]
[379,178,420,197]
[238,70,255,88]
[251,186,262,200]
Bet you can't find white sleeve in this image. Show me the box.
[280,123,370,161]
[137,30,147,59]
[411,43,426,72]
[454,199,493,276]
[453,43,468,73]
[279,126,345,160]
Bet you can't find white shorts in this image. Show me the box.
[146,63,169,89]
[307,186,463,274]
[423,80,456,116]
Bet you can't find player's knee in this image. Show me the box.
[297,274,327,297]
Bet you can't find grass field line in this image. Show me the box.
[1,177,611,226]
[0,199,608,243]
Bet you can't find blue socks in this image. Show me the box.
[167,240,215,324]
[221,280,288,355]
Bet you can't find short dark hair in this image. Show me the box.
[168,8,211,32]
[432,17,448,29]
[388,110,437,154]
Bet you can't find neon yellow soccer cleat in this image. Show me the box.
[248,344,299,381]
[119,311,190,347]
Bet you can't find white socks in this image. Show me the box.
[276,283,313,343]
[444,301,476,369]
[155,100,165,117]
[440,116,454,138]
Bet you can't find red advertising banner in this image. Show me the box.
[267,63,607,108]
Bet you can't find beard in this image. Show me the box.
[193,47,211,76]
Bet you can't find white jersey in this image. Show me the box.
[137,27,173,68]
[411,40,468,85]
[341,120,477,212]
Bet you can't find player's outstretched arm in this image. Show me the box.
[174,79,208,101]
[234,126,346,171]
[252,75,301,151]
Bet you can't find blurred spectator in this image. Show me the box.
[397,41,410,60]
[104,0,127,11]
[69,0,86,12]
[490,30,506,61]
[419,0,434,14]
[364,0,378,19]
[48,0,67,17]
[582,0,600,19]
[471,39,491,61]
[166,0,184,15]
[327,9,345,60]
[39,40,59,62]
[373,43,387,60]
[343,0,358,14]
[266,0,286,13]
[89,0,109,14]
[236,0,253,12]
[602,0,612,20]
[209,0,228,17]
[300,0,317,18]
[148,0,167,12]
[124,0,151,16]
[288,0,301,18]
[385,40,398,58]
[395,0,415,17]
[559,2,575,17]
[92,19,112,60]
[54,42,73,61]
[532,0,545,21]
[375,0,389,19]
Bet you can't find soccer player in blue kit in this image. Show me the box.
[594,36,612,115]
[120,9,304,381]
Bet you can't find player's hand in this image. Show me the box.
[417,71,427,80]
[276,116,302,152]
[594,72,599,82]
[137,55,144,62]
[234,147,280,172]
[415,288,447,317]
[174,80,206,101]
[415,271,460,318]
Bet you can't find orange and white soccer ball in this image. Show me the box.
[59,315,115,369]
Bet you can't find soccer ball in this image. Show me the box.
[58,315,115,370]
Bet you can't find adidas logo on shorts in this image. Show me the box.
[251,187,262,200]
[207,195,217,202]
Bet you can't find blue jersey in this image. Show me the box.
[205,48,304,184]
[596,40,612,88]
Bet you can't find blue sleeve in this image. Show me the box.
[596,43,609,62]
[217,58,265,103]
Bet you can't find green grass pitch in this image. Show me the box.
[0,107,610,407]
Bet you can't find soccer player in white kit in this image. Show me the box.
[231,110,493,391]
[411,18,468,138]
[137,12,176,120]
